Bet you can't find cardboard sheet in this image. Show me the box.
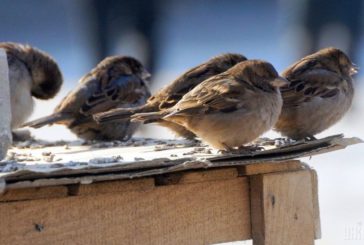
[0,134,361,191]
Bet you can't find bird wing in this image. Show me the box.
[156,63,214,109]
[167,75,249,116]
[80,74,150,116]
[281,68,344,108]
[282,57,319,79]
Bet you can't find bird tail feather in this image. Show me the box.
[22,113,70,128]
[131,111,169,124]
[94,105,148,123]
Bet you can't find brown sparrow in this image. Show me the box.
[22,56,151,141]
[132,60,288,150]
[94,53,247,139]
[0,42,63,130]
[275,47,357,140]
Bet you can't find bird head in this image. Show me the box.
[0,42,63,100]
[232,60,289,89]
[29,49,63,100]
[97,56,151,81]
[211,53,248,71]
[311,47,358,77]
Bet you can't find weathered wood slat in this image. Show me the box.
[311,169,321,239]
[239,160,304,175]
[0,186,68,202]
[0,173,251,245]
[250,170,316,245]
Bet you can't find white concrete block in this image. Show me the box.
[0,48,12,159]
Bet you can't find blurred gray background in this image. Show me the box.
[1,0,363,244]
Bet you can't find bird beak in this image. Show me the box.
[350,63,359,75]
[142,69,151,80]
[269,77,290,88]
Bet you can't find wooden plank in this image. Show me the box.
[1,168,240,201]
[0,176,251,245]
[250,170,315,245]
[0,178,155,202]
[311,169,321,239]
[0,186,68,202]
[238,160,303,175]
[155,167,238,186]
[0,164,296,201]
[3,160,305,191]
[77,178,155,196]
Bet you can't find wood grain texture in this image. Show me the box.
[76,178,155,196]
[250,170,315,245]
[0,176,251,245]
[0,168,239,201]
[0,186,68,202]
[311,169,321,239]
[155,167,239,186]
[239,160,303,175]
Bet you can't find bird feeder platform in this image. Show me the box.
[0,134,361,245]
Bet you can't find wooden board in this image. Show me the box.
[0,185,68,202]
[0,163,321,245]
[238,160,304,175]
[311,169,321,239]
[250,170,315,245]
[0,170,251,245]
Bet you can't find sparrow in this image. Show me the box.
[94,53,247,139]
[0,42,63,130]
[131,60,288,150]
[274,47,357,140]
[22,56,151,141]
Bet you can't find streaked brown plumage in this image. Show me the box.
[275,47,357,140]
[22,56,151,141]
[133,60,288,150]
[0,42,63,129]
[94,53,247,139]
